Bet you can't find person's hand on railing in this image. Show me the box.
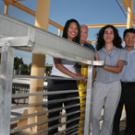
[74,73,87,81]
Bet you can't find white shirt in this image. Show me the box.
[51,59,76,78]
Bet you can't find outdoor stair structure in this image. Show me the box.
[0,14,104,135]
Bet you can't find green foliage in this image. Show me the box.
[14,57,30,75]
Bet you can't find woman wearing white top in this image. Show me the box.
[47,19,86,135]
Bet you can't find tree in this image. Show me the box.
[14,57,24,74]
[14,57,30,75]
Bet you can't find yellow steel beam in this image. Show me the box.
[4,0,64,30]
[49,19,64,30]
[34,0,50,29]
[127,0,133,28]
[122,0,134,28]
[8,0,35,16]
[123,0,129,9]
[133,15,135,25]
[28,0,50,133]
[87,23,127,28]
[4,0,9,15]
[4,0,129,30]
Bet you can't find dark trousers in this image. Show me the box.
[113,82,135,135]
[47,78,80,135]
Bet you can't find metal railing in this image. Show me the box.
[0,14,104,135]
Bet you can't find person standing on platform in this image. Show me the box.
[80,24,95,51]
[91,25,126,135]
[74,24,95,72]
[113,28,135,135]
[47,18,86,135]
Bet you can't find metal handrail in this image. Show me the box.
[0,14,104,135]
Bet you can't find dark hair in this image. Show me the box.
[96,25,122,50]
[123,28,135,38]
[62,19,80,44]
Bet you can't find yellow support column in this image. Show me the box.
[28,0,50,133]
[78,65,88,135]
[123,0,134,28]
[127,0,133,28]
[4,0,9,15]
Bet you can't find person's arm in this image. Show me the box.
[54,58,86,80]
[96,51,126,73]
[103,60,125,73]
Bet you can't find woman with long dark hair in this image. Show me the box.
[91,25,126,135]
[47,19,85,135]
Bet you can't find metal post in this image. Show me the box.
[0,45,14,135]
[84,65,93,135]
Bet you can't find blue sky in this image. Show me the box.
[0,0,128,38]
[0,0,134,64]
